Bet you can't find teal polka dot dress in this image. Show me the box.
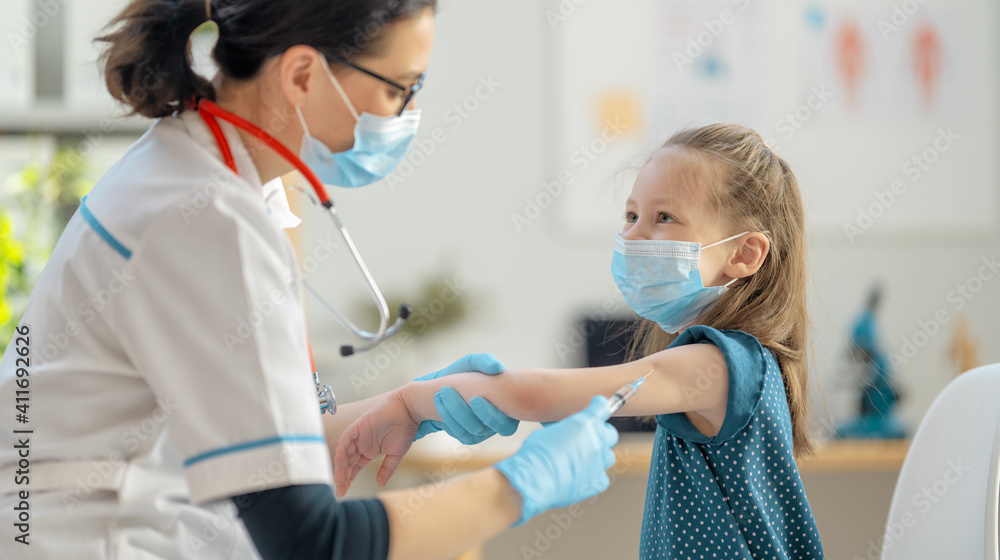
[639,326,824,559]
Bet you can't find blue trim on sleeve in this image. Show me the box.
[183,434,327,467]
[79,195,133,260]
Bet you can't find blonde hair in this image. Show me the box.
[627,123,815,456]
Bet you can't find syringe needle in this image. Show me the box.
[607,368,656,417]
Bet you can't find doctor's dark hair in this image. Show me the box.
[98,0,437,119]
[626,124,816,456]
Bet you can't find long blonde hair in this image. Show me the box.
[627,123,815,456]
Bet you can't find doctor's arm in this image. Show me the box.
[378,397,616,559]
[234,473,518,560]
[237,397,617,560]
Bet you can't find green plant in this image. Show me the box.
[0,212,25,338]
[352,273,470,341]
[0,145,94,351]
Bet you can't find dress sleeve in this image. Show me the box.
[112,187,332,504]
[655,325,768,445]
[234,485,390,560]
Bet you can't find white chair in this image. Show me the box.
[880,363,1000,559]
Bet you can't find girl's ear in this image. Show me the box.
[722,232,770,279]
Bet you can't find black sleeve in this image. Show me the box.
[233,484,390,560]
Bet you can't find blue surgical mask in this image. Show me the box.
[611,231,751,333]
[295,60,421,188]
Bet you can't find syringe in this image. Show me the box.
[607,368,655,417]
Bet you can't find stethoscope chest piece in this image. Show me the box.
[315,370,336,415]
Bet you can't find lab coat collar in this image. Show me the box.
[179,109,301,229]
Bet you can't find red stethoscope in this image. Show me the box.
[191,97,412,415]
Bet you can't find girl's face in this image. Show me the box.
[621,147,737,288]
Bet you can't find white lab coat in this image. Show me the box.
[0,110,333,559]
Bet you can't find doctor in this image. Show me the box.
[0,0,619,559]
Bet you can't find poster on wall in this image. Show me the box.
[544,0,995,242]
[802,4,966,120]
[794,2,994,240]
[649,0,771,135]
[540,0,654,242]
[883,11,965,118]
[542,0,772,242]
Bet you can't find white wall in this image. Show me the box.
[306,1,1000,558]
[305,0,1000,434]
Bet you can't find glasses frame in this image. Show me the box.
[325,54,425,116]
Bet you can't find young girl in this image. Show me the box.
[335,123,824,559]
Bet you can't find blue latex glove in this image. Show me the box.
[495,396,619,526]
[413,353,520,444]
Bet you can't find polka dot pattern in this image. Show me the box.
[639,330,825,559]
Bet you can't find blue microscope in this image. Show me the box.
[836,287,907,439]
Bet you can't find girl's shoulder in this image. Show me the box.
[658,325,781,444]
[668,324,775,377]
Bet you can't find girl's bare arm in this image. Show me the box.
[401,343,729,426]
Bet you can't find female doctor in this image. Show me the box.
[0,0,619,559]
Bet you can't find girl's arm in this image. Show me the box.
[323,395,387,461]
[323,352,513,463]
[333,343,729,495]
[403,342,729,425]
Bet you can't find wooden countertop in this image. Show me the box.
[398,434,910,475]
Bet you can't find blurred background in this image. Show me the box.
[1,0,997,558]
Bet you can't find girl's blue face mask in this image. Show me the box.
[611,231,751,333]
[295,59,421,188]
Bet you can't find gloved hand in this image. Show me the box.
[413,353,520,444]
[495,396,619,526]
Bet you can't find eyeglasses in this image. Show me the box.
[326,54,425,117]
